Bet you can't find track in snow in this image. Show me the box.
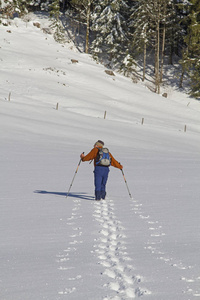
[93,199,151,299]
[54,194,200,299]
[130,197,200,298]
[57,198,83,296]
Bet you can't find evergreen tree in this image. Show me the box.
[130,0,177,91]
[129,0,152,81]
[12,0,30,16]
[166,0,186,64]
[0,1,2,24]
[41,1,53,11]
[49,0,66,43]
[0,0,30,18]
[28,0,49,11]
[91,0,131,70]
[70,0,95,53]
[180,0,200,98]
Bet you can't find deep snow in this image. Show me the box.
[0,13,200,300]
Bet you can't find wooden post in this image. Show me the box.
[8,92,11,101]
[184,125,187,132]
[104,111,107,119]
[56,103,59,110]
[141,118,144,125]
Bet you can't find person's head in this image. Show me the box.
[94,140,104,148]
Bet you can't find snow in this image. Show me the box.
[1,13,200,300]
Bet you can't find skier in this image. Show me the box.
[80,140,123,200]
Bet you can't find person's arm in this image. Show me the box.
[80,147,98,162]
[110,153,123,169]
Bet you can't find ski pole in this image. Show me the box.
[121,169,133,199]
[66,152,84,198]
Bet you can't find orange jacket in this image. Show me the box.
[82,147,122,169]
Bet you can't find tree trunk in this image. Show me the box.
[160,1,166,83]
[160,24,166,83]
[142,28,147,82]
[179,67,184,88]
[85,1,91,53]
[62,0,66,12]
[143,42,146,82]
[155,20,160,94]
[169,43,173,65]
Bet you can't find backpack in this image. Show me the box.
[96,148,111,166]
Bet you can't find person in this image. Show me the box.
[80,140,123,200]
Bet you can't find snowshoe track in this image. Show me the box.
[57,199,83,296]
[93,199,150,299]
[130,198,200,298]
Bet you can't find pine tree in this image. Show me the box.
[91,0,131,70]
[49,0,66,43]
[1,0,14,20]
[28,1,49,11]
[12,0,30,16]
[0,0,30,18]
[70,0,96,53]
[181,0,200,98]
[166,0,186,65]
[130,0,177,92]
[129,0,153,81]
[41,1,52,11]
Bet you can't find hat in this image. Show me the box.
[95,140,104,147]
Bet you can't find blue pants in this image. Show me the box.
[94,166,109,200]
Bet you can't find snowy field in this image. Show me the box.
[1,14,200,300]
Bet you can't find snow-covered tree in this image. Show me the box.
[165,0,186,64]
[130,0,177,92]
[180,0,200,98]
[129,1,152,81]
[70,0,96,53]
[0,0,30,18]
[49,0,66,43]
[30,0,53,11]
[91,0,131,70]
[0,0,14,19]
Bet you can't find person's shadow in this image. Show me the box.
[34,190,94,201]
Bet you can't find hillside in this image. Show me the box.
[1,14,200,300]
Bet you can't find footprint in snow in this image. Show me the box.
[93,199,148,298]
[58,287,76,294]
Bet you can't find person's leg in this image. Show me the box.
[94,166,103,200]
[101,168,109,199]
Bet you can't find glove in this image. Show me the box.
[80,153,85,159]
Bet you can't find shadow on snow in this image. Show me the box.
[34,190,94,201]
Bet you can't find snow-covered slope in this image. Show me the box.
[1,14,200,300]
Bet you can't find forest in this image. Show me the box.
[1,0,200,98]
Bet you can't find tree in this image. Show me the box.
[91,0,131,70]
[70,0,95,53]
[49,0,66,43]
[166,0,186,65]
[0,0,30,18]
[180,0,200,98]
[130,0,177,92]
[14,0,30,15]
[129,1,153,81]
